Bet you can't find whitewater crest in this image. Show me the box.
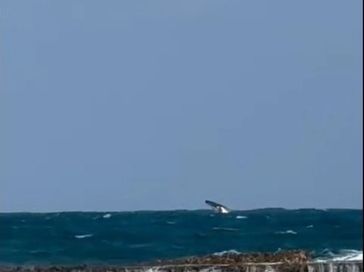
[334,252,362,261]
[275,230,297,235]
[213,249,240,256]
[314,249,363,262]
[103,213,112,219]
[74,234,93,239]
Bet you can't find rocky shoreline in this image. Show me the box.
[150,250,311,265]
[0,251,362,272]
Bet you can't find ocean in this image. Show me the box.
[0,209,362,265]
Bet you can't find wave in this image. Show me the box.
[128,243,153,249]
[333,252,362,261]
[213,249,240,256]
[331,250,363,261]
[236,215,247,219]
[315,249,363,262]
[212,227,239,232]
[29,250,47,254]
[275,230,297,235]
[1,209,361,265]
[74,234,93,239]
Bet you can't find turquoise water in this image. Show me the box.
[0,209,362,265]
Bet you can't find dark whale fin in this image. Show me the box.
[205,200,230,213]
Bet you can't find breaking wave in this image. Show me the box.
[315,249,363,262]
[74,234,94,239]
[213,249,240,256]
[275,230,297,235]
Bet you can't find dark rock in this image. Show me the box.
[150,250,311,266]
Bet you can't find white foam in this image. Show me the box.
[145,268,160,272]
[306,225,314,228]
[332,250,363,261]
[213,249,240,256]
[102,213,112,219]
[75,234,93,239]
[314,249,363,262]
[219,207,229,214]
[275,230,297,235]
[236,215,247,219]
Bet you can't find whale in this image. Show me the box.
[205,200,230,214]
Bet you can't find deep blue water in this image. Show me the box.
[0,209,362,265]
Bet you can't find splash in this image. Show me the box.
[103,213,112,219]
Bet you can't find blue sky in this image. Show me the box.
[1,0,362,212]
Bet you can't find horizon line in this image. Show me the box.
[0,207,362,214]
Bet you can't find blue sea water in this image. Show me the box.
[0,209,362,265]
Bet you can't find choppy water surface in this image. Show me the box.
[0,209,362,265]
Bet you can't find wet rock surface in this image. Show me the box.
[151,250,311,265]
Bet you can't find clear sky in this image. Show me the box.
[1,0,362,212]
